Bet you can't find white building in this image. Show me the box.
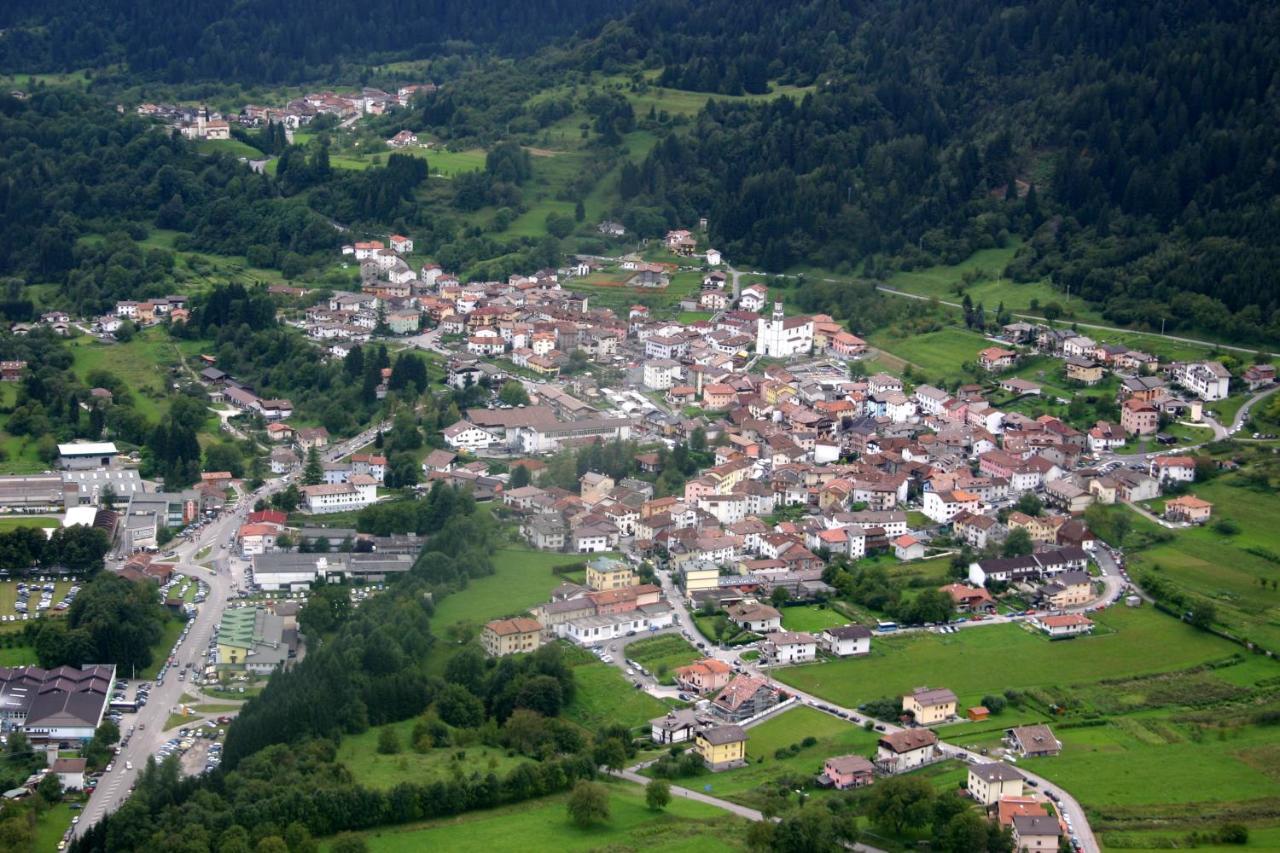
[300,478,376,514]
[922,489,980,525]
[820,624,872,657]
[443,420,497,452]
[563,607,676,645]
[756,302,813,358]
[643,359,682,391]
[1175,361,1230,401]
[761,631,817,664]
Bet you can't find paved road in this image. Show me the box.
[73,422,388,839]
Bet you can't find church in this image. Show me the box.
[755,301,814,358]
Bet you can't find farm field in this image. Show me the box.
[774,607,1246,709]
[322,782,747,853]
[1129,474,1280,651]
[624,634,700,682]
[336,718,527,790]
[779,605,848,633]
[563,661,671,733]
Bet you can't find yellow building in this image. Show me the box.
[585,557,638,591]
[903,686,957,725]
[682,565,720,593]
[481,617,543,657]
[695,725,748,770]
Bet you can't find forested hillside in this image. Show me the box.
[0,0,632,82]
[593,0,1280,341]
[0,91,337,315]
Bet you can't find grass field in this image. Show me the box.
[779,605,848,633]
[624,635,700,682]
[33,801,75,852]
[774,607,1246,709]
[196,138,266,159]
[0,645,37,665]
[1129,474,1280,651]
[865,327,990,384]
[693,705,881,807]
[322,781,747,852]
[429,547,608,631]
[0,516,60,531]
[68,327,203,422]
[141,617,186,679]
[564,661,671,733]
[336,718,526,790]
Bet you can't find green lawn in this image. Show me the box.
[624,635,700,683]
[691,705,881,808]
[336,718,527,790]
[68,328,201,422]
[140,617,186,679]
[1129,473,1280,651]
[564,661,671,733]
[884,241,1105,323]
[33,801,75,852]
[865,327,991,384]
[779,605,848,633]
[0,645,37,664]
[0,516,59,531]
[196,138,267,159]
[774,606,1246,710]
[322,781,747,852]
[430,547,608,630]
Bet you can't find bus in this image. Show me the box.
[109,699,138,713]
[875,621,899,633]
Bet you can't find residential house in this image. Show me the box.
[1120,399,1159,436]
[1175,361,1230,401]
[1005,724,1062,757]
[820,624,872,657]
[1164,494,1213,523]
[903,686,957,724]
[940,583,995,613]
[978,347,1018,372]
[1150,455,1195,483]
[695,725,748,770]
[1012,815,1062,852]
[1031,613,1094,637]
[726,602,782,633]
[650,709,702,745]
[481,618,544,657]
[1036,571,1093,609]
[711,675,780,722]
[674,658,733,695]
[968,762,1024,807]
[875,729,939,773]
[585,557,638,590]
[818,755,875,790]
[1065,357,1104,385]
[761,631,817,664]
